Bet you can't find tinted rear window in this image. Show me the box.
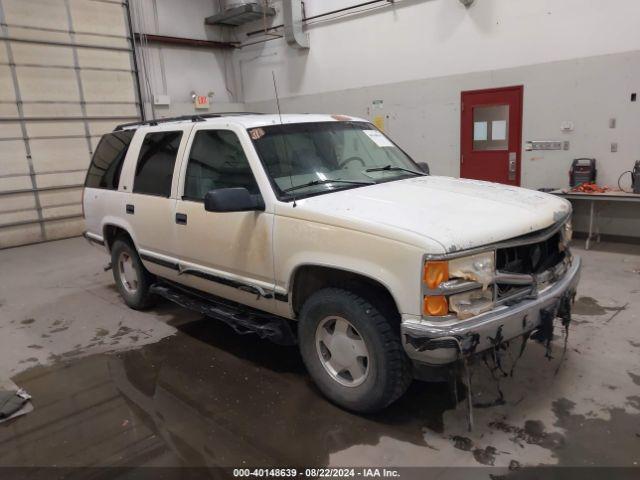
[85,130,135,190]
[133,131,183,197]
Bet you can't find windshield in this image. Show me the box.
[249,121,422,200]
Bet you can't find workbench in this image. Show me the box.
[551,190,640,249]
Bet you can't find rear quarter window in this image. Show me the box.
[133,131,183,197]
[85,130,135,190]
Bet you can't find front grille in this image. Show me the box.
[496,232,564,275]
[495,232,566,301]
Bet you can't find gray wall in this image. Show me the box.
[246,51,640,238]
[131,0,244,118]
[140,0,639,240]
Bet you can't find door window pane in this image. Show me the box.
[184,130,259,201]
[473,122,488,141]
[492,120,507,140]
[133,131,183,197]
[85,130,135,190]
[473,105,509,151]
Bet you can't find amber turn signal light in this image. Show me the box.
[423,295,449,316]
[423,261,449,289]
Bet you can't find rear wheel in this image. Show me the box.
[111,238,157,310]
[298,288,412,413]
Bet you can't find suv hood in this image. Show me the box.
[294,176,571,253]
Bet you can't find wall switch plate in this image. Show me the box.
[563,141,570,150]
[609,118,616,129]
[153,94,170,106]
[611,142,618,153]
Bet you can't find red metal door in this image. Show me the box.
[460,86,523,186]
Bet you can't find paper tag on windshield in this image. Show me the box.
[363,129,394,147]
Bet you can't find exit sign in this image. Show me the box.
[194,95,210,109]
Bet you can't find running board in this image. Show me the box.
[150,282,296,346]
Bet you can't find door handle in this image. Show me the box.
[126,204,134,215]
[175,213,187,225]
[508,152,517,181]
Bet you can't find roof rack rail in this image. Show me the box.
[113,112,266,131]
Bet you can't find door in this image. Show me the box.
[121,127,192,285]
[126,128,186,262]
[173,126,276,313]
[460,86,523,186]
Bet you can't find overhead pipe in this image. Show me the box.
[133,33,237,50]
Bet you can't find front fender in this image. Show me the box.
[274,215,431,318]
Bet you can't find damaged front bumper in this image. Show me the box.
[401,256,581,365]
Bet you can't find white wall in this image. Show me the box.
[232,0,640,238]
[235,0,640,103]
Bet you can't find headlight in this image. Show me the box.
[449,287,494,319]
[422,251,496,318]
[449,251,495,289]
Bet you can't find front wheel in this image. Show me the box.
[298,288,412,413]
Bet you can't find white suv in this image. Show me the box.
[83,113,580,412]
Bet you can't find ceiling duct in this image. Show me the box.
[206,1,276,27]
[283,0,309,49]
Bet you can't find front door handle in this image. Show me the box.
[175,213,187,225]
[126,204,134,215]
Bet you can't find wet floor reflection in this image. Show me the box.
[111,318,456,467]
[3,310,639,469]
[0,317,455,468]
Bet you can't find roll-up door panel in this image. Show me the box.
[16,67,80,102]
[70,0,128,37]
[0,66,15,100]
[77,48,131,70]
[81,70,137,103]
[0,141,29,175]
[0,0,141,248]
[2,0,69,30]
[11,43,74,66]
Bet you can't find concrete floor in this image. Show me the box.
[0,237,639,473]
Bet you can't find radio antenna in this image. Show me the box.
[272,70,283,124]
[272,70,296,207]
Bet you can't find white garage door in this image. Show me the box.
[0,0,141,249]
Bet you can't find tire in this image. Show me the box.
[111,237,157,310]
[298,288,412,413]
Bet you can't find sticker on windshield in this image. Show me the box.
[363,129,394,148]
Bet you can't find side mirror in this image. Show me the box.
[204,187,265,213]
[416,162,430,175]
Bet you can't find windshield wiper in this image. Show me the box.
[283,178,374,193]
[364,164,426,176]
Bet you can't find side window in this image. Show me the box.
[133,131,183,197]
[183,129,259,201]
[85,130,135,190]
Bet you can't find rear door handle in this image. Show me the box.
[175,213,187,225]
[126,204,134,215]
